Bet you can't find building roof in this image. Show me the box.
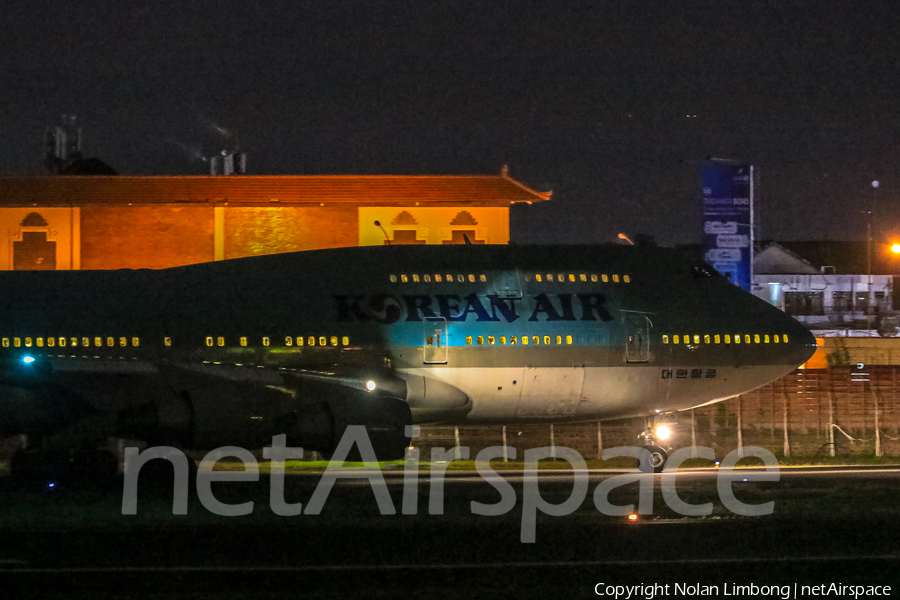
[0,171,551,207]
[759,240,900,275]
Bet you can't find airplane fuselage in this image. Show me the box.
[0,244,815,438]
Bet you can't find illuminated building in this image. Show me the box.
[0,168,550,270]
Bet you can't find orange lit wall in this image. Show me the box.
[223,207,357,259]
[80,206,214,269]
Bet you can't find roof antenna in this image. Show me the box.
[463,233,473,245]
[374,221,391,245]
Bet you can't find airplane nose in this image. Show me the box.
[790,322,817,366]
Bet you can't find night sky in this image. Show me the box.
[2,0,899,247]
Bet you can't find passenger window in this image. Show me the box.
[536,274,542,282]
[784,334,790,343]
[107,337,114,347]
[602,275,609,283]
[37,337,44,347]
[331,336,338,346]
[624,275,631,283]
[424,274,431,282]
[580,274,587,282]
[217,336,225,347]
[164,337,172,347]
[522,336,529,345]
[1,338,8,348]
[120,337,127,347]
[725,334,731,344]
[457,275,464,283]
[704,335,710,344]
[466,336,473,346]
[263,337,270,347]
[390,275,397,283]
[319,336,327,347]
[673,335,679,344]
[533,336,540,345]
[477,336,484,345]
[427,336,434,346]
[206,337,214,347]
[568,274,575,282]
[488,336,495,345]
[46,338,54,347]
[132,337,139,347]
[557,274,564,282]
[342,337,349,346]
[613,275,620,283]
[556,335,562,345]
[297,337,305,346]
[480,274,487,282]
[468,274,475,283]
[734,335,741,344]
[285,336,293,346]
[70,337,78,347]
[308,336,315,346]
[591,275,598,282]
[693,335,700,344]
[500,336,507,345]
[14,338,21,347]
[447,274,453,282]
[240,337,247,347]
[435,274,442,282]
[774,335,780,343]
[401,274,408,283]
[566,335,573,344]
[662,335,669,344]
[60,337,67,347]
[754,334,760,344]
[25,338,32,347]
[714,335,720,344]
[82,337,90,347]
[764,335,770,343]
[511,336,518,345]
[547,274,554,282]
[745,335,751,344]
[684,334,690,344]
[412,274,420,283]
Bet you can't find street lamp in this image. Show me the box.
[868,181,879,336]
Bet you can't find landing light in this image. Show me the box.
[365,380,377,392]
[892,244,900,254]
[628,513,638,522]
[655,425,672,441]
[22,356,35,364]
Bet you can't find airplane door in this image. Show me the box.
[423,317,448,364]
[493,271,523,299]
[624,314,651,363]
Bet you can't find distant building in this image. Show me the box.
[0,170,550,270]
[753,241,900,330]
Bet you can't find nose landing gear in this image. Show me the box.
[638,417,672,473]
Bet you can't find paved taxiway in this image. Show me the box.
[0,466,899,598]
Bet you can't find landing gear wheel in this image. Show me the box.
[640,445,668,473]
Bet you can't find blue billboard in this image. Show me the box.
[701,162,753,291]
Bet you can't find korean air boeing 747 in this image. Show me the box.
[0,244,815,476]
